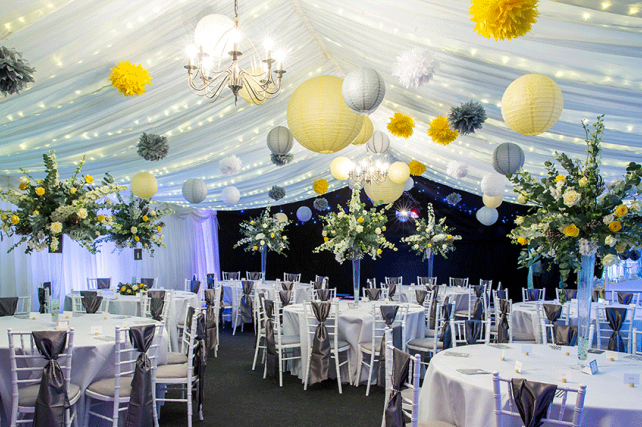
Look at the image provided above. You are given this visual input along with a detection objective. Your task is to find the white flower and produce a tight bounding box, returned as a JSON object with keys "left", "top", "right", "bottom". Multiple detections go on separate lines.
{"left": 517, "top": 194, "right": 527, "bottom": 204}
{"left": 605, "top": 235, "right": 616, "bottom": 247}
{"left": 603, "top": 254, "right": 619, "bottom": 267}
{"left": 603, "top": 214, "right": 614, "bottom": 225}
{"left": 442, "top": 244, "right": 448, "bottom": 251}
{"left": 256, "top": 233, "right": 265, "bottom": 239}
{"left": 375, "top": 227, "right": 381, "bottom": 235}
{"left": 160, "top": 234, "right": 165, "bottom": 239}
{"left": 131, "top": 226, "right": 138, "bottom": 234}
{"left": 262, "top": 224, "right": 267, "bottom": 228}
{"left": 37, "top": 231, "right": 45, "bottom": 240}
{"left": 19, "top": 176, "right": 28, "bottom": 183}
{"left": 413, "top": 244, "right": 419, "bottom": 249}
{"left": 77, "top": 208, "right": 88, "bottom": 219}
{"left": 607, "top": 179, "right": 622, "bottom": 190}
{"left": 150, "top": 210, "right": 156, "bottom": 216}
{"left": 356, "top": 225, "right": 363, "bottom": 233}
{"left": 631, "top": 201, "right": 642, "bottom": 212}
{"left": 283, "top": 236, "right": 287, "bottom": 240}
{"left": 95, "top": 231, "right": 100, "bottom": 236}
{"left": 514, "top": 216, "right": 524, "bottom": 225}
{"left": 338, "top": 212, "right": 345, "bottom": 218}
{"left": 50, "top": 222, "right": 63, "bottom": 234}
{"left": 260, "top": 240, "right": 265, "bottom": 245}
{"left": 322, "top": 231, "right": 327, "bottom": 237}
{"left": 579, "top": 238, "right": 598, "bottom": 256}
{"left": 562, "top": 190, "right": 581, "bottom": 207}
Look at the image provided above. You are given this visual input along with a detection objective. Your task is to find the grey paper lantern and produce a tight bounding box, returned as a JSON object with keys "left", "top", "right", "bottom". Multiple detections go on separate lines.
{"left": 404, "top": 177, "right": 414, "bottom": 192}
{"left": 182, "top": 178, "right": 208, "bottom": 204}
{"left": 221, "top": 186, "right": 241, "bottom": 206}
{"left": 480, "top": 174, "right": 505, "bottom": 197}
{"left": 492, "top": 142, "right": 525, "bottom": 175}
{"left": 341, "top": 68, "right": 386, "bottom": 116}
{"left": 476, "top": 207, "right": 498, "bottom": 226}
{"left": 366, "top": 131, "right": 390, "bottom": 154}
{"left": 297, "top": 206, "right": 312, "bottom": 222}
{"left": 267, "top": 126, "right": 294, "bottom": 154}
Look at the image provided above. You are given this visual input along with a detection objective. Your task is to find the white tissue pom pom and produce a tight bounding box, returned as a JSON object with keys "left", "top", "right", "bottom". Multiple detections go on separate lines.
{"left": 392, "top": 47, "right": 438, "bottom": 89}
{"left": 219, "top": 155, "right": 242, "bottom": 176}
{"left": 446, "top": 161, "right": 468, "bottom": 179}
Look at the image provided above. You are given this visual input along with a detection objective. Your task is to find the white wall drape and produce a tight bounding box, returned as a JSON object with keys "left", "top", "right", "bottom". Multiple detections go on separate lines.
{"left": 0, "top": 201, "right": 219, "bottom": 309}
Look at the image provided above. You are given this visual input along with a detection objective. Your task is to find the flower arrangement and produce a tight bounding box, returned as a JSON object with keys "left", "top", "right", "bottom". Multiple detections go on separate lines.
{"left": 0, "top": 150, "right": 127, "bottom": 254}
{"left": 387, "top": 112, "right": 415, "bottom": 139}
{"left": 314, "top": 187, "right": 396, "bottom": 263}
{"left": 234, "top": 206, "right": 291, "bottom": 255}
{"left": 117, "top": 282, "right": 149, "bottom": 295}
{"left": 508, "top": 115, "right": 642, "bottom": 284}
{"left": 402, "top": 203, "right": 461, "bottom": 259}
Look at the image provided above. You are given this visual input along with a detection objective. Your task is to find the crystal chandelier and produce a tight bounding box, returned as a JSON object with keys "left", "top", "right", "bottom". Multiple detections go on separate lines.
{"left": 185, "top": 0, "right": 286, "bottom": 104}
{"left": 347, "top": 155, "right": 389, "bottom": 187}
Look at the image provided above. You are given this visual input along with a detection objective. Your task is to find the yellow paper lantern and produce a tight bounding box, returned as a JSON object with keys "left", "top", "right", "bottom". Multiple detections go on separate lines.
{"left": 483, "top": 194, "right": 503, "bottom": 209}
{"left": 287, "top": 75, "right": 364, "bottom": 154}
{"left": 501, "top": 74, "right": 563, "bottom": 136}
{"left": 351, "top": 117, "right": 374, "bottom": 146}
{"left": 330, "top": 157, "right": 352, "bottom": 180}
{"left": 365, "top": 176, "right": 404, "bottom": 204}
{"left": 131, "top": 172, "right": 158, "bottom": 199}
{"left": 238, "top": 67, "right": 273, "bottom": 105}
{"left": 388, "top": 162, "right": 410, "bottom": 184}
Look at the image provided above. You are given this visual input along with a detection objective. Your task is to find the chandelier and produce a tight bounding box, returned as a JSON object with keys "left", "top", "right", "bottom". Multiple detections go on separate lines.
{"left": 347, "top": 155, "right": 389, "bottom": 187}
{"left": 185, "top": 0, "right": 286, "bottom": 104}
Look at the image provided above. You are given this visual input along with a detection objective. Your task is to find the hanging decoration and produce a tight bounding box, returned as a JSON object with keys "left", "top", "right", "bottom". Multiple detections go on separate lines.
{"left": 492, "top": 142, "right": 525, "bottom": 175}
{"left": 480, "top": 174, "right": 506, "bottom": 197}
{"left": 483, "top": 194, "right": 503, "bottom": 209}
{"left": 296, "top": 206, "right": 312, "bottom": 222}
{"left": 501, "top": 74, "right": 563, "bottom": 136}
{"left": 408, "top": 160, "right": 426, "bottom": 176}
{"left": 447, "top": 161, "right": 468, "bottom": 179}
{"left": 271, "top": 153, "right": 294, "bottom": 167}
{"left": 402, "top": 203, "right": 461, "bottom": 258}
{"left": 476, "top": 206, "right": 498, "bottom": 226}
{"left": 314, "top": 198, "right": 329, "bottom": 211}
{"left": 352, "top": 117, "right": 374, "bottom": 146}
{"left": 0, "top": 46, "right": 36, "bottom": 96}
{"left": 428, "top": 116, "right": 458, "bottom": 145}
{"left": 387, "top": 112, "right": 415, "bottom": 139}
{"left": 267, "top": 125, "right": 293, "bottom": 166}
{"left": 238, "top": 67, "right": 274, "bottom": 104}
{"left": 287, "top": 75, "right": 364, "bottom": 154}
{"left": 391, "top": 47, "right": 438, "bottom": 89}
{"left": 131, "top": 172, "right": 158, "bottom": 199}
{"left": 219, "top": 155, "right": 242, "bottom": 176}
{"left": 234, "top": 206, "right": 291, "bottom": 255}
{"left": 388, "top": 162, "right": 411, "bottom": 184}
{"left": 108, "top": 60, "right": 152, "bottom": 97}
{"left": 137, "top": 133, "right": 169, "bottom": 161}
{"left": 448, "top": 101, "right": 487, "bottom": 135}
{"left": 364, "top": 177, "right": 405, "bottom": 205}
{"left": 469, "top": 0, "right": 540, "bottom": 41}
{"left": 182, "top": 178, "right": 208, "bottom": 204}
{"left": 268, "top": 185, "right": 285, "bottom": 201}
{"left": 221, "top": 186, "right": 241, "bottom": 206}
{"left": 330, "top": 157, "right": 352, "bottom": 180}
{"left": 275, "top": 212, "right": 288, "bottom": 223}
{"left": 446, "top": 193, "right": 462, "bottom": 206}
{"left": 313, "top": 179, "right": 329, "bottom": 195}
{"left": 366, "top": 131, "right": 390, "bottom": 154}
{"left": 341, "top": 68, "right": 386, "bottom": 115}
{"left": 404, "top": 178, "right": 414, "bottom": 192}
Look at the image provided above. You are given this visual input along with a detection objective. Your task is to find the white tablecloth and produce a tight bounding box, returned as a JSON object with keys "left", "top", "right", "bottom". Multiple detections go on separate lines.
{"left": 419, "top": 344, "right": 642, "bottom": 426}
{"left": 282, "top": 300, "right": 425, "bottom": 384}
{"left": 220, "top": 280, "right": 311, "bottom": 321}
{"left": 399, "top": 286, "right": 470, "bottom": 312}
{"left": 0, "top": 314, "right": 168, "bottom": 427}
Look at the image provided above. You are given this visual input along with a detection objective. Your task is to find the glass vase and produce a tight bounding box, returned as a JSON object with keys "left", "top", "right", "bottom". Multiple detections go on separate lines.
{"left": 575, "top": 253, "right": 595, "bottom": 367}
{"left": 260, "top": 245, "right": 267, "bottom": 282}
{"left": 424, "top": 249, "right": 434, "bottom": 278}
{"left": 51, "top": 299, "right": 59, "bottom": 323}
{"left": 352, "top": 258, "right": 361, "bottom": 304}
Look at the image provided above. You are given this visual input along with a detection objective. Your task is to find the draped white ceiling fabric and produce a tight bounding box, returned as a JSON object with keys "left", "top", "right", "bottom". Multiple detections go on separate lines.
{"left": 1, "top": 0, "right": 641, "bottom": 211}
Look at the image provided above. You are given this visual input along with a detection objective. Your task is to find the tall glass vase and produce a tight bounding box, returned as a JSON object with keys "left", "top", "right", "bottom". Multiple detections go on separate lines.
{"left": 260, "top": 245, "right": 267, "bottom": 282}
{"left": 575, "top": 253, "right": 595, "bottom": 366}
{"left": 352, "top": 258, "right": 361, "bottom": 304}
{"left": 424, "top": 249, "right": 434, "bottom": 278}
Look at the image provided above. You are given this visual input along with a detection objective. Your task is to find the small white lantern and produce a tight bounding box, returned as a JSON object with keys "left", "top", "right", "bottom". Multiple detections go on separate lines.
{"left": 221, "top": 186, "right": 241, "bottom": 206}
{"left": 404, "top": 177, "right": 414, "bottom": 192}
{"left": 481, "top": 174, "right": 506, "bottom": 197}
{"left": 341, "top": 68, "right": 386, "bottom": 116}
{"left": 367, "top": 131, "right": 390, "bottom": 154}
{"left": 476, "top": 207, "right": 498, "bottom": 226}
{"left": 182, "top": 178, "right": 208, "bottom": 204}
{"left": 275, "top": 212, "right": 288, "bottom": 223}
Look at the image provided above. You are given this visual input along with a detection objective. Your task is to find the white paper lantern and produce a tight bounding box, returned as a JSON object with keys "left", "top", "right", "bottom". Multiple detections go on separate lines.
{"left": 404, "top": 177, "right": 414, "bottom": 192}
{"left": 194, "top": 14, "right": 235, "bottom": 59}
{"left": 297, "top": 206, "right": 312, "bottom": 222}
{"left": 388, "top": 161, "right": 410, "bottom": 184}
{"left": 367, "top": 131, "right": 390, "bottom": 154}
{"left": 476, "top": 207, "right": 498, "bottom": 226}
{"left": 130, "top": 172, "right": 158, "bottom": 199}
{"left": 267, "top": 126, "right": 294, "bottom": 154}
{"left": 275, "top": 212, "right": 288, "bottom": 223}
{"left": 483, "top": 194, "right": 503, "bottom": 209}
{"left": 342, "top": 68, "right": 386, "bottom": 115}
{"left": 182, "top": 178, "right": 208, "bottom": 204}
{"left": 492, "top": 143, "right": 525, "bottom": 175}
{"left": 221, "top": 186, "right": 241, "bottom": 206}
{"left": 330, "top": 156, "right": 352, "bottom": 180}
{"left": 364, "top": 176, "right": 404, "bottom": 204}
{"left": 480, "top": 174, "right": 506, "bottom": 197}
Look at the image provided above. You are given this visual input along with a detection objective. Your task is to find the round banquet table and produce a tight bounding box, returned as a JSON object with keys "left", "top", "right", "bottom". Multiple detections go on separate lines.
{"left": 399, "top": 285, "right": 470, "bottom": 312}
{"left": 0, "top": 313, "right": 168, "bottom": 427}
{"left": 282, "top": 300, "right": 426, "bottom": 384}
{"left": 418, "top": 343, "right": 642, "bottom": 426}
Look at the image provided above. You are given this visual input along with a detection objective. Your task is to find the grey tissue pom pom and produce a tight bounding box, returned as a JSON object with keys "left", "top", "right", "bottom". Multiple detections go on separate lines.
{"left": 271, "top": 153, "right": 294, "bottom": 167}
{"left": 313, "top": 198, "right": 328, "bottom": 211}
{"left": 137, "top": 133, "right": 169, "bottom": 161}
{"left": 448, "top": 101, "right": 487, "bottom": 135}
{"left": 446, "top": 192, "right": 462, "bottom": 206}
{"left": 268, "top": 185, "right": 286, "bottom": 201}
{"left": 0, "top": 46, "right": 36, "bottom": 96}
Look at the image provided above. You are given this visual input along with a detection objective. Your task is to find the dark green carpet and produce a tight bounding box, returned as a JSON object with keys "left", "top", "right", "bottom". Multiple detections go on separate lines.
{"left": 159, "top": 326, "right": 385, "bottom": 426}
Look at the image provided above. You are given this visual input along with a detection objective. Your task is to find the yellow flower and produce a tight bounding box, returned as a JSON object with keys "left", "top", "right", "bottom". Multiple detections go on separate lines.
{"left": 10, "top": 215, "right": 19, "bottom": 224}
{"left": 517, "top": 194, "right": 527, "bottom": 204}
{"left": 120, "top": 286, "right": 126, "bottom": 292}
{"left": 579, "top": 177, "right": 588, "bottom": 187}
{"left": 157, "top": 226, "right": 162, "bottom": 232}
{"left": 428, "top": 116, "right": 458, "bottom": 146}
{"left": 253, "top": 245, "right": 258, "bottom": 250}
{"left": 615, "top": 243, "right": 626, "bottom": 253}
{"left": 447, "top": 235, "right": 453, "bottom": 239}
{"left": 32, "top": 210, "right": 39, "bottom": 216}
{"left": 0, "top": 214, "right": 6, "bottom": 221}
{"left": 427, "top": 243, "right": 432, "bottom": 248}
{"left": 609, "top": 221, "right": 622, "bottom": 232}
{"left": 250, "top": 221, "right": 254, "bottom": 225}
{"left": 50, "top": 222, "right": 63, "bottom": 234}
{"left": 280, "top": 228, "right": 283, "bottom": 232}
{"left": 77, "top": 208, "right": 88, "bottom": 219}
{"left": 108, "top": 60, "right": 152, "bottom": 97}
{"left": 85, "top": 175, "right": 94, "bottom": 184}
{"left": 614, "top": 205, "right": 628, "bottom": 217}
{"left": 517, "top": 237, "right": 529, "bottom": 245}
{"left": 324, "top": 237, "right": 329, "bottom": 242}
{"left": 358, "top": 217, "right": 364, "bottom": 223}
{"left": 555, "top": 175, "right": 566, "bottom": 183}
{"left": 142, "top": 215, "right": 149, "bottom": 222}
{"left": 35, "top": 187, "right": 45, "bottom": 196}
{"left": 469, "top": 0, "right": 539, "bottom": 41}
{"left": 562, "top": 224, "right": 580, "bottom": 237}
{"left": 382, "top": 226, "right": 386, "bottom": 231}
{"left": 376, "top": 249, "right": 382, "bottom": 255}
{"left": 408, "top": 160, "right": 426, "bottom": 176}
{"left": 387, "top": 112, "right": 415, "bottom": 139}
{"left": 313, "top": 179, "right": 329, "bottom": 195}
{"left": 134, "top": 236, "right": 140, "bottom": 242}
{"left": 270, "top": 233, "right": 275, "bottom": 238}
{"left": 97, "top": 214, "right": 106, "bottom": 222}
{"left": 18, "top": 182, "right": 27, "bottom": 190}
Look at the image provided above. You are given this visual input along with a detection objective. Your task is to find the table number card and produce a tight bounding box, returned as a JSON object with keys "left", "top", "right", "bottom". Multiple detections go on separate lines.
{"left": 515, "top": 361, "right": 523, "bottom": 373}
{"left": 348, "top": 302, "right": 356, "bottom": 309}
{"left": 624, "top": 373, "right": 640, "bottom": 387}
{"left": 90, "top": 326, "right": 103, "bottom": 335}
{"left": 56, "top": 321, "right": 69, "bottom": 331}
{"left": 521, "top": 345, "right": 533, "bottom": 355}
{"left": 582, "top": 360, "right": 598, "bottom": 375}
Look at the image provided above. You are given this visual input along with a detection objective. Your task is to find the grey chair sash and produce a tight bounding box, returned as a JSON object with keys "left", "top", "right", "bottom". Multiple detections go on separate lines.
{"left": 427, "top": 285, "right": 440, "bottom": 328}
{"left": 279, "top": 290, "right": 292, "bottom": 307}
{"left": 82, "top": 295, "right": 103, "bottom": 314}
{"left": 206, "top": 277, "right": 215, "bottom": 289}
{"left": 592, "top": 289, "right": 601, "bottom": 302}
{"left": 192, "top": 313, "right": 207, "bottom": 414}
{"left": 440, "top": 304, "right": 453, "bottom": 350}
{"left": 281, "top": 281, "right": 294, "bottom": 291}
{"left": 564, "top": 289, "right": 577, "bottom": 299}
{"left": 228, "top": 272, "right": 240, "bottom": 280}
{"left": 203, "top": 289, "right": 217, "bottom": 352}
{"left": 148, "top": 290, "right": 165, "bottom": 299}
{"left": 618, "top": 292, "right": 634, "bottom": 304}
{"left": 365, "top": 288, "right": 381, "bottom": 301}
{"left": 418, "top": 277, "right": 433, "bottom": 286}
{"left": 149, "top": 298, "right": 164, "bottom": 321}
{"left": 308, "top": 302, "right": 332, "bottom": 386}
{"left": 510, "top": 378, "right": 557, "bottom": 427}
{"left": 497, "top": 299, "right": 510, "bottom": 344}
{"left": 496, "top": 290, "right": 507, "bottom": 300}
{"left": 240, "top": 280, "right": 254, "bottom": 324}
{"left": 387, "top": 283, "right": 397, "bottom": 300}
{"left": 140, "top": 278, "right": 155, "bottom": 289}
{"left": 415, "top": 289, "right": 427, "bottom": 306}
{"left": 206, "top": 273, "right": 216, "bottom": 279}
{"left": 464, "top": 320, "right": 482, "bottom": 344}
{"left": 32, "top": 331, "right": 69, "bottom": 427}
{"left": 247, "top": 272, "right": 262, "bottom": 280}
{"left": 38, "top": 288, "right": 47, "bottom": 314}
{"left": 313, "top": 279, "right": 326, "bottom": 290}
{"left": 380, "top": 305, "right": 399, "bottom": 327}
{"left": 471, "top": 285, "right": 486, "bottom": 320}
{"left": 525, "top": 289, "right": 540, "bottom": 301}
{"left": 452, "top": 278, "right": 466, "bottom": 287}
{"left": 377, "top": 326, "right": 403, "bottom": 387}
{"left": 316, "top": 289, "right": 331, "bottom": 302}
{"left": 605, "top": 307, "right": 627, "bottom": 352}
{"left": 553, "top": 325, "right": 578, "bottom": 346}
{"left": 384, "top": 348, "right": 411, "bottom": 427}
{"left": 190, "top": 280, "right": 201, "bottom": 294}
{"left": 543, "top": 304, "right": 562, "bottom": 323}
{"left": 125, "top": 325, "right": 156, "bottom": 427}
{"left": 388, "top": 277, "right": 402, "bottom": 285}
{"left": 285, "top": 273, "right": 299, "bottom": 282}
{"left": 96, "top": 278, "right": 111, "bottom": 289}
{"left": 264, "top": 300, "right": 277, "bottom": 383}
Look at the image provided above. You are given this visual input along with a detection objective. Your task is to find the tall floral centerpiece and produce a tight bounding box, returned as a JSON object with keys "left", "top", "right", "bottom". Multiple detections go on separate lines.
{"left": 314, "top": 187, "right": 396, "bottom": 302}
{"left": 508, "top": 116, "right": 642, "bottom": 364}
{"left": 234, "top": 207, "right": 291, "bottom": 278}
{"left": 0, "top": 151, "right": 127, "bottom": 254}
{"left": 401, "top": 203, "right": 461, "bottom": 277}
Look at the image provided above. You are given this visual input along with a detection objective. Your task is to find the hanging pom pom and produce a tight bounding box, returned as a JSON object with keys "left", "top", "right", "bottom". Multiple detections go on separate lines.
{"left": 108, "top": 60, "right": 152, "bottom": 97}
{"left": 137, "top": 133, "right": 169, "bottom": 161}
{"left": 408, "top": 160, "right": 426, "bottom": 176}
{"left": 448, "top": 101, "right": 487, "bottom": 135}
{"left": 314, "top": 198, "right": 329, "bottom": 211}
{"left": 313, "top": 179, "right": 329, "bottom": 195}
{"left": 447, "top": 160, "right": 468, "bottom": 179}
{"left": 469, "top": 0, "right": 539, "bottom": 41}
{"left": 270, "top": 153, "right": 293, "bottom": 167}
{"left": 0, "top": 46, "right": 36, "bottom": 96}
{"left": 268, "top": 185, "right": 286, "bottom": 201}
{"left": 428, "top": 116, "right": 458, "bottom": 145}
{"left": 446, "top": 192, "right": 462, "bottom": 206}
{"left": 392, "top": 47, "right": 438, "bottom": 89}
{"left": 387, "top": 112, "right": 415, "bottom": 139}
{"left": 219, "top": 155, "right": 242, "bottom": 176}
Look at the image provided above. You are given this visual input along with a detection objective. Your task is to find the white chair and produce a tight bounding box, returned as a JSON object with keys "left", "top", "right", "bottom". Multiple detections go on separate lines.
{"left": 39, "top": 282, "right": 53, "bottom": 313}
{"left": 201, "top": 286, "right": 221, "bottom": 357}
{"left": 283, "top": 273, "right": 301, "bottom": 282}
{"left": 555, "top": 288, "right": 577, "bottom": 301}
{"left": 87, "top": 278, "right": 112, "bottom": 290}
{"left": 222, "top": 271, "right": 241, "bottom": 281}
{"left": 362, "top": 286, "right": 385, "bottom": 302}
{"left": 15, "top": 295, "right": 31, "bottom": 317}
{"left": 140, "top": 277, "right": 158, "bottom": 289}
{"left": 541, "top": 321, "right": 594, "bottom": 347}
{"left": 490, "top": 298, "right": 514, "bottom": 344}
{"left": 417, "top": 276, "right": 437, "bottom": 286}
{"left": 522, "top": 287, "right": 545, "bottom": 302}
{"left": 407, "top": 301, "right": 455, "bottom": 368}
{"left": 252, "top": 293, "right": 268, "bottom": 371}
{"left": 454, "top": 284, "right": 489, "bottom": 320}
{"left": 611, "top": 291, "right": 640, "bottom": 305}
{"left": 84, "top": 323, "right": 164, "bottom": 427}
{"left": 246, "top": 271, "right": 264, "bottom": 281}
{"left": 594, "top": 303, "right": 636, "bottom": 352}
{"left": 311, "top": 287, "right": 337, "bottom": 301}
{"left": 232, "top": 281, "right": 256, "bottom": 335}
{"left": 479, "top": 279, "right": 493, "bottom": 290}
{"left": 632, "top": 328, "right": 642, "bottom": 356}
{"left": 492, "top": 372, "right": 587, "bottom": 427}
{"left": 385, "top": 276, "right": 403, "bottom": 286}
{"left": 452, "top": 318, "right": 491, "bottom": 346}
{"left": 71, "top": 291, "right": 109, "bottom": 315}
{"left": 262, "top": 298, "right": 302, "bottom": 387}
{"left": 8, "top": 328, "right": 80, "bottom": 427}
{"left": 449, "top": 277, "right": 469, "bottom": 288}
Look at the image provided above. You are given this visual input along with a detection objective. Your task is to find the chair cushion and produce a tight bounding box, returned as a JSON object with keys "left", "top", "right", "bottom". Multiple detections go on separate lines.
{"left": 87, "top": 377, "right": 133, "bottom": 398}
{"left": 156, "top": 363, "right": 192, "bottom": 379}
{"left": 167, "top": 352, "right": 188, "bottom": 365}
{"left": 331, "top": 339, "right": 350, "bottom": 351}
{"left": 453, "top": 310, "right": 469, "bottom": 319}
{"left": 359, "top": 341, "right": 382, "bottom": 354}
{"left": 425, "top": 328, "right": 436, "bottom": 338}
{"left": 414, "top": 421, "right": 457, "bottom": 427}
{"left": 19, "top": 383, "right": 80, "bottom": 406}
{"left": 407, "top": 338, "right": 435, "bottom": 351}
{"left": 278, "top": 335, "right": 300, "bottom": 346}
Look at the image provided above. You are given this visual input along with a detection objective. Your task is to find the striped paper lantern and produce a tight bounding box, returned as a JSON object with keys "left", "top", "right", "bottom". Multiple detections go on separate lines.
{"left": 341, "top": 68, "right": 386, "bottom": 115}
{"left": 352, "top": 117, "right": 374, "bottom": 146}
{"left": 480, "top": 174, "right": 505, "bottom": 197}
{"left": 492, "top": 143, "right": 525, "bottom": 175}
{"left": 267, "top": 126, "right": 294, "bottom": 154}
{"left": 476, "top": 207, "right": 498, "bottom": 226}
{"left": 366, "top": 131, "right": 390, "bottom": 154}
{"left": 182, "top": 178, "right": 208, "bottom": 204}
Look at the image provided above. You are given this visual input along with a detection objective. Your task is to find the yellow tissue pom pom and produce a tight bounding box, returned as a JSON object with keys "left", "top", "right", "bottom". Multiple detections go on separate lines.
{"left": 108, "top": 60, "right": 152, "bottom": 97}
{"left": 35, "top": 187, "right": 45, "bottom": 196}
{"left": 428, "top": 116, "right": 458, "bottom": 145}
{"left": 408, "top": 160, "right": 426, "bottom": 176}
{"left": 469, "top": 0, "right": 539, "bottom": 41}
{"left": 387, "top": 113, "right": 415, "bottom": 139}
{"left": 313, "top": 179, "right": 329, "bottom": 195}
